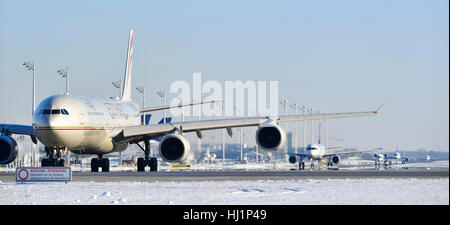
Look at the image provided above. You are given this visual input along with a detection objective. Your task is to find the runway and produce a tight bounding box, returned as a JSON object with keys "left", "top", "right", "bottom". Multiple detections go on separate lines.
{"left": 0, "top": 169, "right": 448, "bottom": 183}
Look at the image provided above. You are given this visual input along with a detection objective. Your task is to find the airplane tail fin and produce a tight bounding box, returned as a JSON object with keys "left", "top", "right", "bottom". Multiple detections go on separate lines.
{"left": 121, "top": 29, "right": 134, "bottom": 102}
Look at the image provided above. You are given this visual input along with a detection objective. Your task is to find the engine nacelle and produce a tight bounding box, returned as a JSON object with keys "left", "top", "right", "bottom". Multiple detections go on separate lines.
{"left": 289, "top": 155, "right": 297, "bottom": 164}
{"left": 0, "top": 135, "right": 18, "bottom": 164}
{"left": 255, "top": 122, "right": 286, "bottom": 152}
{"left": 158, "top": 134, "right": 191, "bottom": 163}
{"left": 331, "top": 155, "right": 340, "bottom": 164}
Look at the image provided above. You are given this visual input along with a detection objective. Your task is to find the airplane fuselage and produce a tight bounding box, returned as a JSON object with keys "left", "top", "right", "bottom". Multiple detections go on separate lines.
{"left": 305, "top": 144, "right": 327, "bottom": 160}
{"left": 33, "top": 94, "right": 140, "bottom": 155}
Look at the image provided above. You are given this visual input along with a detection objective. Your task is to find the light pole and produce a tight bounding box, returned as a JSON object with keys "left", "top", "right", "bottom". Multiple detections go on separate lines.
{"left": 309, "top": 107, "right": 314, "bottom": 144}
{"left": 317, "top": 109, "right": 322, "bottom": 144}
{"left": 22, "top": 61, "right": 37, "bottom": 166}
{"left": 233, "top": 106, "right": 244, "bottom": 163}
{"left": 290, "top": 102, "right": 298, "bottom": 154}
{"left": 214, "top": 100, "right": 226, "bottom": 164}
{"left": 300, "top": 105, "right": 307, "bottom": 149}
{"left": 279, "top": 99, "right": 288, "bottom": 162}
{"left": 22, "top": 61, "right": 36, "bottom": 117}
{"left": 136, "top": 86, "right": 145, "bottom": 108}
{"left": 112, "top": 80, "right": 122, "bottom": 98}
{"left": 324, "top": 115, "right": 328, "bottom": 149}
{"left": 157, "top": 90, "right": 166, "bottom": 123}
{"left": 57, "top": 67, "right": 69, "bottom": 94}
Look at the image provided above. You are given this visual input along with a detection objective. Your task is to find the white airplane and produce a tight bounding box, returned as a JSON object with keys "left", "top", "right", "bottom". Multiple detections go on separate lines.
{"left": 288, "top": 138, "right": 380, "bottom": 169}
{"left": 0, "top": 29, "right": 384, "bottom": 172}
{"left": 373, "top": 152, "right": 408, "bottom": 166}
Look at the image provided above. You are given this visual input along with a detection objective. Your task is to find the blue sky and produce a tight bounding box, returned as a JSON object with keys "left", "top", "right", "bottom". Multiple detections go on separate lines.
{"left": 0, "top": 0, "right": 448, "bottom": 151}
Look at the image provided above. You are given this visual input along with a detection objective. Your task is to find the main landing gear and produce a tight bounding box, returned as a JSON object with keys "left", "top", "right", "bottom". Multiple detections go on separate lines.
{"left": 136, "top": 138, "right": 158, "bottom": 172}
{"left": 298, "top": 161, "right": 305, "bottom": 170}
{"left": 91, "top": 154, "right": 110, "bottom": 172}
{"left": 41, "top": 147, "right": 65, "bottom": 167}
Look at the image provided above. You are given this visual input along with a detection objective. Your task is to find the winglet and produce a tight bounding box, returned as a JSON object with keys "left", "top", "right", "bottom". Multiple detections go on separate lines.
{"left": 375, "top": 100, "right": 387, "bottom": 113}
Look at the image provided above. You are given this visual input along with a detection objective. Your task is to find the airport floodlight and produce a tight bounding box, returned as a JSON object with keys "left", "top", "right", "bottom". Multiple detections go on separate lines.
{"left": 22, "top": 61, "right": 35, "bottom": 71}
{"left": 136, "top": 86, "right": 145, "bottom": 108}
{"left": 57, "top": 69, "right": 67, "bottom": 77}
{"left": 156, "top": 90, "right": 166, "bottom": 98}
{"left": 157, "top": 90, "right": 167, "bottom": 123}
{"left": 301, "top": 105, "right": 307, "bottom": 112}
{"left": 289, "top": 102, "right": 298, "bottom": 110}
{"left": 112, "top": 80, "right": 121, "bottom": 89}
{"left": 136, "top": 86, "right": 144, "bottom": 94}
{"left": 111, "top": 80, "right": 122, "bottom": 97}
{"left": 57, "top": 67, "right": 69, "bottom": 94}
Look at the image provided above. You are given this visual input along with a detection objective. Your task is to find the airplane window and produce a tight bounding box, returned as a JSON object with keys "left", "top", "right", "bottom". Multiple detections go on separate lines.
{"left": 63, "top": 109, "right": 69, "bottom": 115}
{"left": 42, "top": 110, "right": 51, "bottom": 115}
{"left": 51, "top": 109, "right": 61, "bottom": 114}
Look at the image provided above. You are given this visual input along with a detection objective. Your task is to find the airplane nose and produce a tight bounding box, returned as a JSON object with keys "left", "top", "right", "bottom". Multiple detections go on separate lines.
{"left": 34, "top": 110, "right": 69, "bottom": 147}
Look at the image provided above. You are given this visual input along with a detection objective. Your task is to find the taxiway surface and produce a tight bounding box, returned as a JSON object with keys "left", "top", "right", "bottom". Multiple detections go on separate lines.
{"left": 0, "top": 169, "right": 448, "bottom": 183}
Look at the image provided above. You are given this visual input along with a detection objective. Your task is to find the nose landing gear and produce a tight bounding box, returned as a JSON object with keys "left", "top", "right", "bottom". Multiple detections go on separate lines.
{"left": 41, "top": 146, "right": 65, "bottom": 167}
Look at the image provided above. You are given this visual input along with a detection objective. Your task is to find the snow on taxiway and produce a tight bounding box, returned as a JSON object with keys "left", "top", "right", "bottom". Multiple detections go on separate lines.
{"left": 0, "top": 178, "right": 448, "bottom": 205}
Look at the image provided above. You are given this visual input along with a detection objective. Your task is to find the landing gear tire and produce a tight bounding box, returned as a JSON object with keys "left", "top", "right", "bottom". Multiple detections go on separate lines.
{"left": 42, "top": 158, "right": 49, "bottom": 167}
{"left": 137, "top": 158, "right": 145, "bottom": 172}
{"left": 102, "top": 158, "right": 110, "bottom": 172}
{"left": 137, "top": 157, "right": 158, "bottom": 172}
{"left": 90, "top": 157, "right": 109, "bottom": 172}
{"left": 91, "top": 158, "right": 99, "bottom": 172}
{"left": 149, "top": 157, "right": 158, "bottom": 172}
{"left": 58, "top": 159, "right": 65, "bottom": 167}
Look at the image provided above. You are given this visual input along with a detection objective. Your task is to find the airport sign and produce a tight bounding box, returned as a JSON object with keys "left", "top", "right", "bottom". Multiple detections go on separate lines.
{"left": 15, "top": 167, "right": 72, "bottom": 182}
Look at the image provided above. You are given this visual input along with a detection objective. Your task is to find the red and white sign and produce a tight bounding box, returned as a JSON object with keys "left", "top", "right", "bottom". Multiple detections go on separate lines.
{"left": 15, "top": 167, "right": 72, "bottom": 182}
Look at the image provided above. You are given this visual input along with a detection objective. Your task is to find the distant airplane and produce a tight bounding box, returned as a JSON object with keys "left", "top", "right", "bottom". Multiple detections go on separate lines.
{"left": 288, "top": 137, "right": 380, "bottom": 169}
{"left": 373, "top": 152, "right": 408, "bottom": 166}
{"left": 0, "top": 29, "right": 383, "bottom": 172}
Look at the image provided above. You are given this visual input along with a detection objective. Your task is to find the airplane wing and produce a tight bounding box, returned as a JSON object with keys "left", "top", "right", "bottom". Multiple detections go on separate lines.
{"left": 286, "top": 152, "right": 313, "bottom": 158}
{"left": 139, "top": 99, "right": 220, "bottom": 113}
{"left": 0, "top": 123, "right": 38, "bottom": 144}
{"left": 322, "top": 147, "right": 383, "bottom": 157}
{"left": 111, "top": 108, "right": 381, "bottom": 144}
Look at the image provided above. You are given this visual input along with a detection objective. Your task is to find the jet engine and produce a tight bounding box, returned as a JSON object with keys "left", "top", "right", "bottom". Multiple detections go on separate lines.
{"left": 255, "top": 122, "right": 286, "bottom": 152}
{"left": 331, "top": 155, "right": 340, "bottom": 164}
{"left": 289, "top": 155, "right": 297, "bottom": 164}
{"left": 0, "top": 135, "right": 18, "bottom": 164}
{"left": 158, "top": 134, "right": 190, "bottom": 163}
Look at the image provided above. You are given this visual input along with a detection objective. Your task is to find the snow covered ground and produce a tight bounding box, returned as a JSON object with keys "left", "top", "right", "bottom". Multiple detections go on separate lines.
{"left": 0, "top": 178, "right": 448, "bottom": 205}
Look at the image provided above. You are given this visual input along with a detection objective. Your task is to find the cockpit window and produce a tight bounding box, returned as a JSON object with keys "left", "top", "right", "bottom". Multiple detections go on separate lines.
{"left": 41, "top": 109, "right": 69, "bottom": 115}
